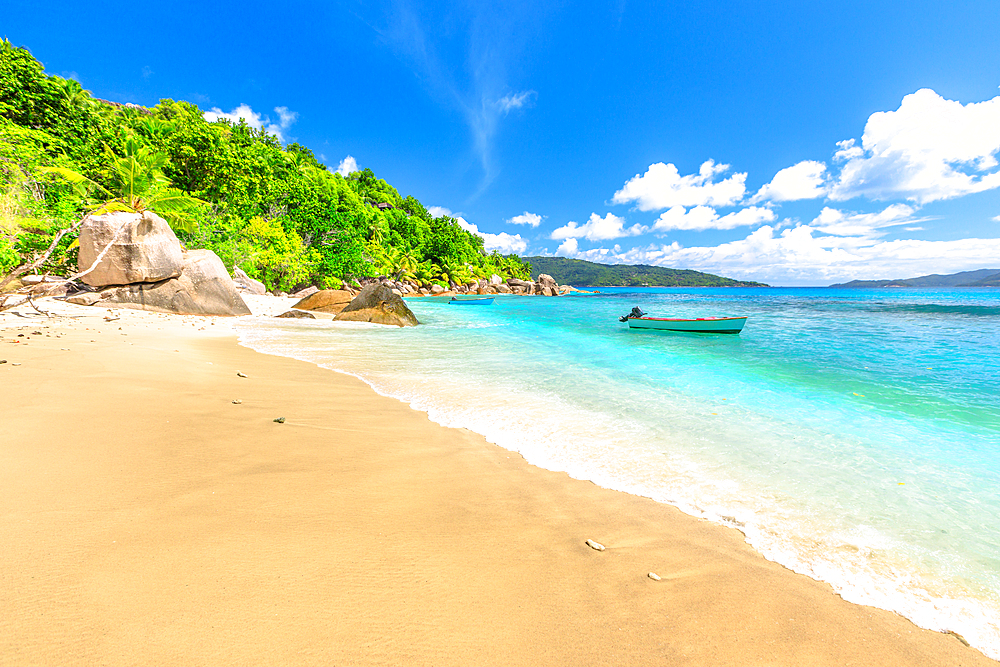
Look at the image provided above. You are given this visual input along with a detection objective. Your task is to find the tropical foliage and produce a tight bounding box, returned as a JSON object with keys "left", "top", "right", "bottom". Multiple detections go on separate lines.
{"left": 0, "top": 39, "right": 532, "bottom": 291}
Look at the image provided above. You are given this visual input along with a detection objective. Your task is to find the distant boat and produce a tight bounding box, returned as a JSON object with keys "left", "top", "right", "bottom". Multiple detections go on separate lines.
{"left": 619, "top": 307, "right": 747, "bottom": 333}
{"left": 450, "top": 296, "right": 495, "bottom": 305}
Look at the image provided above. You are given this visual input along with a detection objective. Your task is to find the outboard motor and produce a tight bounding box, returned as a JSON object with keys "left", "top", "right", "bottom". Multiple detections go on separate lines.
{"left": 618, "top": 306, "right": 646, "bottom": 322}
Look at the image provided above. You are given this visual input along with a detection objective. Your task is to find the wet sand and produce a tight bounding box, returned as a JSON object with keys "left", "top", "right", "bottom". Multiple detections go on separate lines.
{"left": 1, "top": 301, "right": 993, "bottom": 666}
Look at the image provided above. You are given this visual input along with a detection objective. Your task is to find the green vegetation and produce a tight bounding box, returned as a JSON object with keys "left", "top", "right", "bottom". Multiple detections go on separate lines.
{"left": 0, "top": 40, "right": 530, "bottom": 291}
{"left": 523, "top": 257, "right": 768, "bottom": 287}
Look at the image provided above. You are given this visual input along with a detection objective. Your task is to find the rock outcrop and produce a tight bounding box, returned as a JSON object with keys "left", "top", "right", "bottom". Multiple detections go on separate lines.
{"left": 333, "top": 284, "right": 419, "bottom": 327}
{"left": 292, "top": 289, "right": 354, "bottom": 314}
{"left": 78, "top": 211, "right": 184, "bottom": 287}
{"left": 232, "top": 267, "right": 267, "bottom": 295}
{"left": 102, "top": 250, "right": 252, "bottom": 316}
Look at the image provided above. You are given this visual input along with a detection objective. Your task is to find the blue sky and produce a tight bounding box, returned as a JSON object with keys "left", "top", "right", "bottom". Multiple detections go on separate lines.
{"left": 7, "top": 0, "right": 1000, "bottom": 285}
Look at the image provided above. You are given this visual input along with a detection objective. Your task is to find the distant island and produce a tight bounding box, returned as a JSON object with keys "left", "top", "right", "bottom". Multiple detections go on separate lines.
{"left": 829, "top": 268, "right": 1000, "bottom": 288}
{"left": 524, "top": 257, "right": 768, "bottom": 287}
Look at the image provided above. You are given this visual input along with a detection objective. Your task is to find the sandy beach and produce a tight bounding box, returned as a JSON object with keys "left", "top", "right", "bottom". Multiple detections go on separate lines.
{"left": 1, "top": 299, "right": 994, "bottom": 666}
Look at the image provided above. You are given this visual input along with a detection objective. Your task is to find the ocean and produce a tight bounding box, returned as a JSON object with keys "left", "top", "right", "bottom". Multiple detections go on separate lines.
{"left": 235, "top": 287, "right": 1000, "bottom": 658}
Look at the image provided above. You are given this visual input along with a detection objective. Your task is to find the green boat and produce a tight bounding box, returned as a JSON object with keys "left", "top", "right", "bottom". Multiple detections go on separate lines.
{"left": 619, "top": 307, "right": 747, "bottom": 333}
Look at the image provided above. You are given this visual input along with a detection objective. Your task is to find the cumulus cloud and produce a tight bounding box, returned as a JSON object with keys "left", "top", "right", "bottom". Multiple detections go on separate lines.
{"left": 810, "top": 204, "right": 919, "bottom": 237}
{"left": 555, "top": 226, "right": 1000, "bottom": 285}
{"left": 556, "top": 238, "right": 579, "bottom": 256}
{"left": 203, "top": 104, "right": 298, "bottom": 141}
{"left": 429, "top": 206, "right": 528, "bottom": 254}
{"left": 653, "top": 205, "right": 776, "bottom": 232}
{"left": 829, "top": 88, "right": 1000, "bottom": 204}
{"left": 551, "top": 212, "right": 647, "bottom": 242}
{"left": 497, "top": 91, "right": 536, "bottom": 113}
{"left": 752, "top": 160, "right": 828, "bottom": 203}
{"left": 506, "top": 211, "right": 543, "bottom": 227}
{"left": 337, "top": 156, "right": 359, "bottom": 177}
{"left": 612, "top": 160, "right": 747, "bottom": 211}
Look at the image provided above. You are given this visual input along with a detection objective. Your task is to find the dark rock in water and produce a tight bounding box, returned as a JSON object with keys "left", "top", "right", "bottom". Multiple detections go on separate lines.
{"left": 334, "top": 284, "right": 420, "bottom": 327}
{"left": 102, "top": 249, "right": 252, "bottom": 316}
{"left": 276, "top": 310, "right": 316, "bottom": 319}
{"left": 293, "top": 289, "right": 353, "bottom": 314}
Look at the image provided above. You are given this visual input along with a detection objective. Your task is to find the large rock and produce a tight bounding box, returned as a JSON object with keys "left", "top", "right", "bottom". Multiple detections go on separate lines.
{"left": 290, "top": 285, "right": 320, "bottom": 299}
{"left": 537, "top": 273, "right": 558, "bottom": 290}
{"left": 507, "top": 278, "right": 533, "bottom": 289}
{"left": 102, "top": 249, "right": 251, "bottom": 316}
{"left": 334, "top": 284, "right": 419, "bottom": 327}
{"left": 78, "top": 211, "right": 184, "bottom": 287}
{"left": 292, "top": 289, "right": 354, "bottom": 314}
{"left": 232, "top": 267, "right": 267, "bottom": 295}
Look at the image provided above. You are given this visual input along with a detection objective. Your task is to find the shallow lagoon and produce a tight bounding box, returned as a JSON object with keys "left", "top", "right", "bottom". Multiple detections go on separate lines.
{"left": 237, "top": 286, "right": 1000, "bottom": 658}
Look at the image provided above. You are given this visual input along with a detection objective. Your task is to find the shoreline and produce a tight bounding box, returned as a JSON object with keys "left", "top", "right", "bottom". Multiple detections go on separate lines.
{"left": 2, "top": 299, "right": 995, "bottom": 665}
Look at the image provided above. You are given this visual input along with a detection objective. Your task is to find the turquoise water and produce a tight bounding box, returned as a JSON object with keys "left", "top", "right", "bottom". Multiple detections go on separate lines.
{"left": 236, "top": 287, "right": 1000, "bottom": 658}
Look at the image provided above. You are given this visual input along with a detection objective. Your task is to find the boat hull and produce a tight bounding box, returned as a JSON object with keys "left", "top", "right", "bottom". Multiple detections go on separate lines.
{"left": 626, "top": 316, "right": 747, "bottom": 333}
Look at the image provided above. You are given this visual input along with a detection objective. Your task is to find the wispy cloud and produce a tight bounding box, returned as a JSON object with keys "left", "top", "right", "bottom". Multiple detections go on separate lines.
{"left": 368, "top": 1, "right": 546, "bottom": 197}
{"left": 497, "top": 90, "right": 536, "bottom": 113}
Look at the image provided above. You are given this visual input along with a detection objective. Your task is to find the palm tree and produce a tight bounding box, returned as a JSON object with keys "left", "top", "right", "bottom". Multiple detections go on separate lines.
{"left": 41, "top": 136, "right": 205, "bottom": 233}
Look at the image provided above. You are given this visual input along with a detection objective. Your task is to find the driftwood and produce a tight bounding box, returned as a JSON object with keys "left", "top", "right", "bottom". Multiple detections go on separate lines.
{"left": 0, "top": 216, "right": 127, "bottom": 314}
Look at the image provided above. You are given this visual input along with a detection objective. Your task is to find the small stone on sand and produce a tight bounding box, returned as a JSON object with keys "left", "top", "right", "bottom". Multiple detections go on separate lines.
{"left": 586, "top": 539, "right": 605, "bottom": 551}
{"left": 273, "top": 417, "right": 286, "bottom": 423}
{"left": 648, "top": 572, "right": 661, "bottom": 581}
{"left": 232, "top": 400, "right": 242, "bottom": 404}
{"left": 237, "top": 372, "right": 248, "bottom": 378}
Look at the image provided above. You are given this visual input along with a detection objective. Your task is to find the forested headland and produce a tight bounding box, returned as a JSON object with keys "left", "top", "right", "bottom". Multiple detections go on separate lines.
{"left": 0, "top": 40, "right": 531, "bottom": 293}
{"left": 523, "top": 257, "right": 768, "bottom": 287}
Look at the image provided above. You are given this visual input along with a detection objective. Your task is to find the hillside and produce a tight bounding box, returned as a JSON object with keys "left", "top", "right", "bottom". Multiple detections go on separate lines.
{"left": 830, "top": 268, "right": 1000, "bottom": 288}
{"left": 0, "top": 40, "right": 531, "bottom": 292}
{"left": 523, "top": 257, "right": 768, "bottom": 287}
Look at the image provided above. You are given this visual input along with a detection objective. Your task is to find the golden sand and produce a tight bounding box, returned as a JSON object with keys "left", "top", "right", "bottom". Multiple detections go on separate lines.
{"left": 1, "top": 302, "right": 993, "bottom": 666}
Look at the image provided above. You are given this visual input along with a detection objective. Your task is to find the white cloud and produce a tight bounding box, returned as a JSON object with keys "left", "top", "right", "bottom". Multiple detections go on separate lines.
{"left": 556, "top": 238, "right": 579, "bottom": 256}
{"left": 497, "top": 91, "right": 536, "bottom": 113}
{"left": 834, "top": 139, "right": 863, "bottom": 162}
{"left": 993, "top": 215, "right": 1000, "bottom": 222}
{"left": 653, "top": 205, "right": 776, "bottom": 232}
{"left": 507, "top": 211, "right": 543, "bottom": 227}
{"left": 829, "top": 88, "right": 1000, "bottom": 204}
{"left": 551, "top": 212, "right": 647, "bottom": 241}
{"left": 429, "top": 206, "right": 527, "bottom": 254}
{"left": 203, "top": 104, "right": 298, "bottom": 141}
{"left": 612, "top": 159, "right": 747, "bottom": 211}
{"left": 810, "top": 204, "right": 918, "bottom": 237}
{"left": 337, "top": 156, "right": 358, "bottom": 177}
{"left": 752, "top": 160, "right": 827, "bottom": 203}
{"left": 553, "top": 223, "right": 1000, "bottom": 286}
